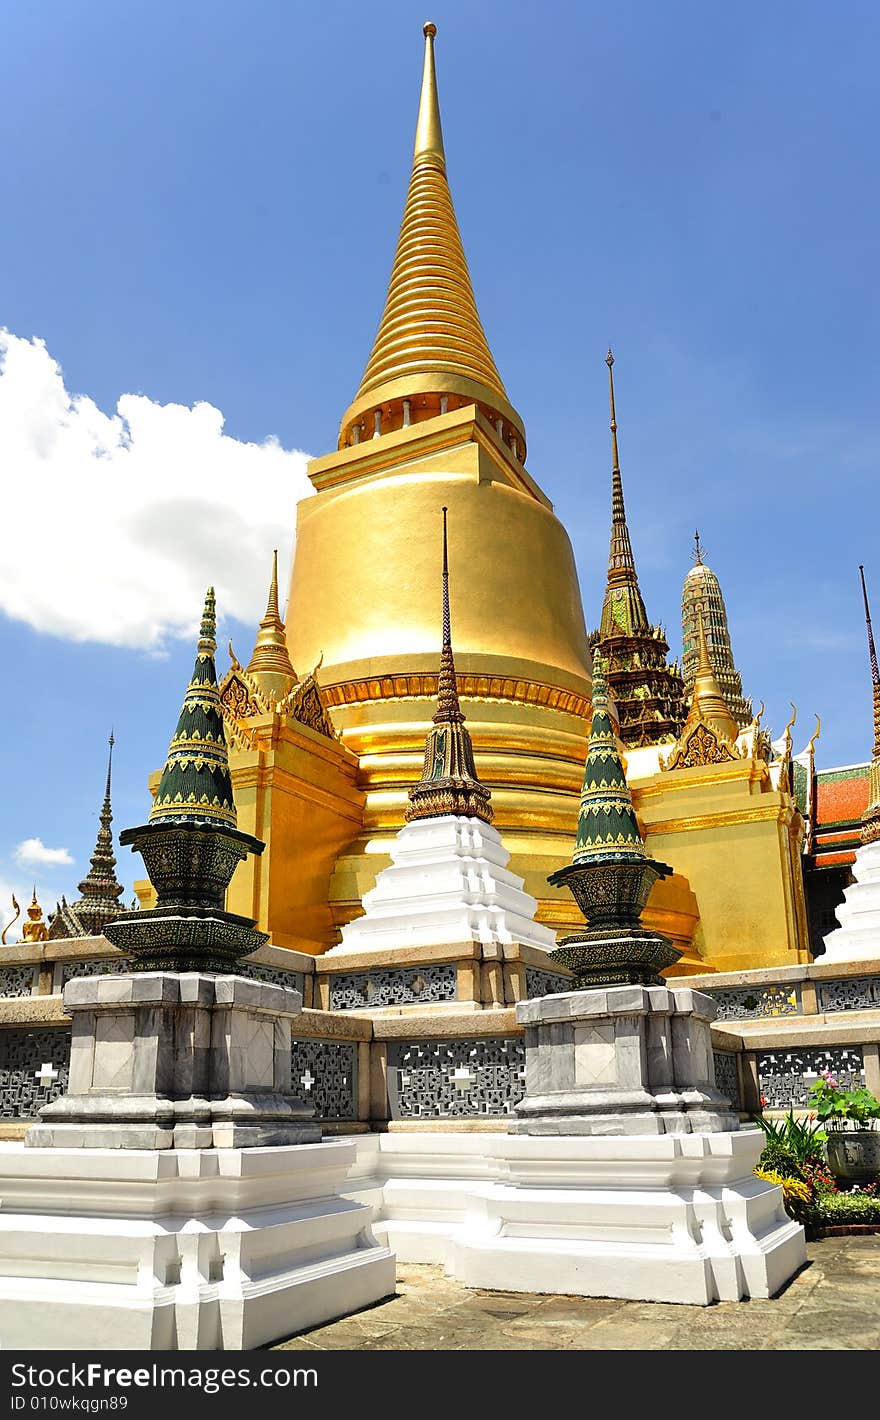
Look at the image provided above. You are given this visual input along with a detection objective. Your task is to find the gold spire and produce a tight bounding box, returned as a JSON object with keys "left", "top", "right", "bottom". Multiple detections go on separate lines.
{"left": 339, "top": 24, "right": 525, "bottom": 454}
{"left": 414, "top": 22, "right": 444, "bottom": 168}
{"left": 246, "top": 550, "right": 297, "bottom": 706}
{"left": 859, "top": 564, "right": 880, "bottom": 843}
{"left": 689, "top": 603, "right": 740, "bottom": 743}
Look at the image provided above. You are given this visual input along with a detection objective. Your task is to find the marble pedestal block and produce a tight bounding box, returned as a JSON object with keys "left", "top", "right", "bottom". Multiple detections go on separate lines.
{"left": 822, "top": 839, "right": 880, "bottom": 961}
{"left": 510, "top": 984, "right": 738, "bottom": 1136}
{"left": 27, "top": 973, "right": 320, "bottom": 1150}
{"left": 0, "top": 1141, "right": 396, "bottom": 1350}
{"left": 344, "top": 1130, "right": 805, "bottom": 1306}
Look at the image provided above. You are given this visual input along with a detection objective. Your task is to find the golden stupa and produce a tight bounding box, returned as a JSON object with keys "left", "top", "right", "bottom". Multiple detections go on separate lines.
{"left": 190, "top": 23, "right": 809, "bottom": 974}
{"left": 285, "top": 23, "right": 595, "bottom": 943}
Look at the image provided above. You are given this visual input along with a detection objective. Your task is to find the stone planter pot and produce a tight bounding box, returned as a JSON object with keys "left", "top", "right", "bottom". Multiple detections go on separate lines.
{"left": 825, "top": 1130, "right": 880, "bottom": 1184}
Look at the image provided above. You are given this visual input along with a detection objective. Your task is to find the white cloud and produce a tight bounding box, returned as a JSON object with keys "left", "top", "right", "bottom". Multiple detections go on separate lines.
{"left": 14, "top": 838, "right": 74, "bottom": 868}
{"left": 0, "top": 330, "right": 313, "bottom": 649}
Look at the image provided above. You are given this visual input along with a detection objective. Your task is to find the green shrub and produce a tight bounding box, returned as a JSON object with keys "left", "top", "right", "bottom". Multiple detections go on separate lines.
{"left": 758, "top": 1140, "right": 804, "bottom": 1180}
{"left": 815, "top": 1192, "right": 880, "bottom": 1226}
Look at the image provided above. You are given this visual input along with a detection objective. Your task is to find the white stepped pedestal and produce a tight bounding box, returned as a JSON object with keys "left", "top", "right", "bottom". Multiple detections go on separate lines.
{"left": 333, "top": 815, "right": 556, "bottom": 954}
{"left": 339, "top": 982, "right": 806, "bottom": 1306}
{"left": 823, "top": 839, "right": 880, "bottom": 961}
{"left": 343, "top": 1130, "right": 805, "bottom": 1307}
{"left": 0, "top": 1140, "right": 396, "bottom": 1350}
{"left": 0, "top": 970, "right": 396, "bottom": 1350}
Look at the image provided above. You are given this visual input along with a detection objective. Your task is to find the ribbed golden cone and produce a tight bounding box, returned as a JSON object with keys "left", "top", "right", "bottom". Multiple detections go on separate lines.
{"left": 339, "top": 24, "right": 524, "bottom": 451}
{"left": 246, "top": 550, "right": 297, "bottom": 705}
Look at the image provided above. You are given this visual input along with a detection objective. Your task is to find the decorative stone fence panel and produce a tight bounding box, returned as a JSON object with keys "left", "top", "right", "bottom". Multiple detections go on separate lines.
{"left": 387, "top": 1037, "right": 527, "bottom": 1119}
{"left": 0, "top": 1027, "right": 71, "bottom": 1120}
{"left": 290, "top": 1037, "right": 358, "bottom": 1121}
{"left": 756, "top": 1045, "right": 865, "bottom": 1110}
{"left": 712, "top": 1050, "right": 741, "bottom": 1110}
{"left": 525, "top": 967, "right": 573, "bottom": 1000}
{"left": 0, "top": 966, "right": 40, "bottom": 1000}
{"left": 329, "top": 964, "right": 457, "bottom": 1011}
{"left": 816, "top": 976, "right": 880, "bottom": 1014}
{"left": 706, "top": 984, "right": 801, "bottom": 1022}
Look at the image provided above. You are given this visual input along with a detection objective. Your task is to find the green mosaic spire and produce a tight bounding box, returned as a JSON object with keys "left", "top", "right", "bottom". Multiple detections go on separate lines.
{"left": 149, "top": 588, "right": 238, "bottom": 828}
{"left": 572, "top": 654, "right": 646, "bottom": 864}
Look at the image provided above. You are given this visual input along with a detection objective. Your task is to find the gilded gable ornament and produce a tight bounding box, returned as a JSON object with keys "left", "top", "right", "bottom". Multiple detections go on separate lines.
{"left": 660, "top": 720, "right": 740, "bottom": 771}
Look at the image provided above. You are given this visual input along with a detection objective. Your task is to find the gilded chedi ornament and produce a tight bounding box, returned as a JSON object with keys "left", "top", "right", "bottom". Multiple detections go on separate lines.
{"left": 220, "top": 551, "right": 336, "bottom": 741}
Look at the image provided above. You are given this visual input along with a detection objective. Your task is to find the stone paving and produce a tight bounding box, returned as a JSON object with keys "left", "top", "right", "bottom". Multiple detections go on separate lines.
{"left": 273, "top": 1235, "right": 880, "bottom": 1350}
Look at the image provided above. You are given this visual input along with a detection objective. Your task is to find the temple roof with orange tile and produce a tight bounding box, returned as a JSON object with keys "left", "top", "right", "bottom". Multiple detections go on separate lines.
{"left": 811, "top": 763, "right": 870, "bottom": 870}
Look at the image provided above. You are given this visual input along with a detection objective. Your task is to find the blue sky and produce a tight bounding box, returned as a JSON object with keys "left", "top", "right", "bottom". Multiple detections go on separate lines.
{"left": 1, "top": 1, "right": 878, "bottom": 927}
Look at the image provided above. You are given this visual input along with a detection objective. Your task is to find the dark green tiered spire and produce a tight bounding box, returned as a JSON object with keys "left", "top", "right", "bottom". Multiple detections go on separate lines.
{"left": 572, "top": 656, "right": 646, "bottom": 864}
{"left": 149, "top": 588, "right": 237, "bottom": 828}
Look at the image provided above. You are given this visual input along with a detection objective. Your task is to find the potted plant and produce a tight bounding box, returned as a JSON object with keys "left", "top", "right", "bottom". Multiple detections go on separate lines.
{"left": 808, "top": 1070, "right": 880, "bottom": 1184}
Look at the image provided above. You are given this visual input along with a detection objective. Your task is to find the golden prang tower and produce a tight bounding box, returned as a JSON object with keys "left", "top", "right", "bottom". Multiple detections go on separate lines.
{"left": 285, "top": 24, "right": 593, "bottom": 941}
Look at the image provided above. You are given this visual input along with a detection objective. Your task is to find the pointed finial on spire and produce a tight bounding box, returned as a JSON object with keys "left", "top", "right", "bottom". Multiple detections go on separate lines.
{"left": 693, "top": 530, "right": 704, "bottom": 565}
{"left": 267, "top": 549, "right": 281, "bottom": 621}
{"left": 441, "top": 504, "right": 450, "bottom": 648}
{"left": 198, "top": 587, "right": 217, "bottom": 656}
{"left": 245, "top": 550, "right": 297, "bottom": 704}
{"left": 435, "top": 505, "right": 462, "bottom": 721}
{"left": 415, "top": 22, "right": 445, "bottom": 169}
{"left": 606, "top": 349, "right": 620, "bottom": 474}
{"left": 104, "top": 731, "right": 115, "bottom": 810}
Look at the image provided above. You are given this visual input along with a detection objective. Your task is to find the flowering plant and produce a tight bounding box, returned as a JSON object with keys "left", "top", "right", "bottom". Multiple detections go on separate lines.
{"left": 807, "top": 1071, "right": 880, "bottom": 1132}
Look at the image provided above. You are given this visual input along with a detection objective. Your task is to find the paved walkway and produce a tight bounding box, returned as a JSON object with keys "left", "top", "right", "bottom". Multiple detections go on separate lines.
{"left": 273, "top": 1235, "right": 880, "bottom": 1350}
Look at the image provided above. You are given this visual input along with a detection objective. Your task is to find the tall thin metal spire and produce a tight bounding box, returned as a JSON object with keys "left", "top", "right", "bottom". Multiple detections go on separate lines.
{"left": 414, "top": 22, "right": 445, "bottom": 169}
{"left": 405, "top": 506, "right": 491, "bottom": 822}
{"left": 606, "top": 349, "right": 621, "bottom": 475}
{"left": 858, "top": 565, "right": 880, "bottom": 844}
{"left": 859, "top": 564, "right": 880, "bottom": 760}
{"left": 103, "top": 732, "right": 115, "bottom": 817}
{"left": 53, "top": 732, "right": 125, "bottom": 938}
{"left": 441, "top": 505, "right": 451, "bottom": 649}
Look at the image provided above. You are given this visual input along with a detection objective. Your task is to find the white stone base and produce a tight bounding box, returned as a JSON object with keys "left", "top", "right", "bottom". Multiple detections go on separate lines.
{"left": 0, "top": 1140, "right": 395, "bottom": 1350}
{"left": 823, "top": 839, "right": 880, "bottom": 961}
{"left": 342, "top": 1130, "right": 805, "bottom": 1307}
{"left": 334, "top": 816, "right": 557, "bottom": 954}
